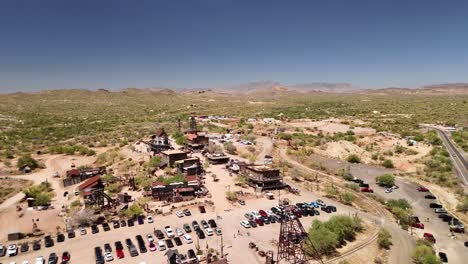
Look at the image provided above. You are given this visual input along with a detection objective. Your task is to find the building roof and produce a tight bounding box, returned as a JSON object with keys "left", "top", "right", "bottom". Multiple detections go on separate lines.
{"left": 151, "top": 181, "right": 165, "bottom": 187}
{"left": 185, "top": 175, "right": 198, "bottom": 182}
{"left": 246, "top": 165, "right": 279, "bottom": 173}
{"left": 161, "top": 149, "right": 187, "bottom": 155}
{"left": 174, "top": 187, "right": 194, "bottom": 192}
{"left": 186, "top": 133, "right": 198, "bottom": 141}
{"left": 78, "top": 175, "right": 102, "bottom": 190}
{"left": 66, "top": 169, "right": 80, "bottom": 177}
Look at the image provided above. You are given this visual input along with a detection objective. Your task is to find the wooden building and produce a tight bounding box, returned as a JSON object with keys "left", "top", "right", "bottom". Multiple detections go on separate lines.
{"left": 240, "top": 165, "right": 287, "bottom": 191}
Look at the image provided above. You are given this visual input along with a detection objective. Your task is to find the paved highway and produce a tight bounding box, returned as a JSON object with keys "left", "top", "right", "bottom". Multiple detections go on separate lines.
{"left": 430, "top": 127, "right": 468, "bottom": 185}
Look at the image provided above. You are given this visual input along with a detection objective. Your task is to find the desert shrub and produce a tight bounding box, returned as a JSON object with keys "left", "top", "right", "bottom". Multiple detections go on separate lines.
{"left": 382, "top": 159, "right": 394, "bottom": 168}
{"left": 412, "top": 241, "right": 442, "bottom": 264}
{"left": 17, "top": 154, "right": 39, "bottom": 170}
{"left": 456, "top": 195, "right": 468, "bottom": 213}
{"left": 375, "top": 174, "right": 395, "bottom": 187}
{"left": 377, "top": 228, "right": 392, "bottom": 249}
{"left": 340, "top": 192, "right": 356, "bottom": 205}
{"left": 346, "top": 154, "right": 361, "bottom": 163}
{"left": 225, "top": 191, "right": 237, "bottom": 201}
{"left": 224, "top": 142, "right": 237, "bottom": 154}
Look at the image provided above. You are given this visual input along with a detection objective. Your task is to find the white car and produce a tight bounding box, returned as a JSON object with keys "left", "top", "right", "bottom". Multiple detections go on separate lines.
{"left": 104, "top": 252, "right": 114, "bottom": 261}
{"left": 385, "top": 188, "right": 393, "bottom": 193}
{"left": 146, "top": 233, "right": 154, "bottom": 242}
{"left": 183, "top": 234, "right": 193, "bottom": 244}
{"left": 175, "top": 228, "right": 184, "bottom": 236}
{"left": 80, "top": 226, "right": 87, "bottom": 235}
{"left": 7, "top": 244, "right": 17, "bottom": 256}
{"left": 215, "top": 228, "right": 222, "bottom": 236}
{"left": 316, "top": 199, "right": 326, "bottom": 207}
{"left": 147, "top": 216, "right": 154, "bottom": 223}
{"left": 22, "top": 261, "right": 30, "bottom": 264}
{"left": 266, "top": 210, "right": 276, "bottom": 216}
{"left": 175, "top": 211, "right": 184, "bottom": 217}
{"left": 240, "top": 220, "right": 251, "bottom": 228}
{"left": 251, "top": 211, "right": 261, "bottom": 219}
{"left": 164, "top": 226, "right": 174, "bottom": 238}
{"left": 35, "top": 256, "right": 45, "bottom": 264}
{"left": 157, "top": 240, "right": 166, "bottom": 251}
{"left": 205, "top": 228, "right": 214, "bottom": 236}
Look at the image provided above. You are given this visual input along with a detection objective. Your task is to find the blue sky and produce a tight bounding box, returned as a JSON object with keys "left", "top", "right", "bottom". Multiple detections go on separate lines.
{"left": 1, "top": 0, "right": 468, "bottom": 92}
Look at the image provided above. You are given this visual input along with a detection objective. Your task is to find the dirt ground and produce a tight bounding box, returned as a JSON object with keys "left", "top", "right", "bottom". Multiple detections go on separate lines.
{"left": 0, "top": 178, "right": 32, "bottom": 204}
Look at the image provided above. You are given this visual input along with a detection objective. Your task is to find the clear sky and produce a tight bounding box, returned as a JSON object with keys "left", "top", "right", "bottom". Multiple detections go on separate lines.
{"left": 1, "top": 0, "right": 468, "bottom": 92}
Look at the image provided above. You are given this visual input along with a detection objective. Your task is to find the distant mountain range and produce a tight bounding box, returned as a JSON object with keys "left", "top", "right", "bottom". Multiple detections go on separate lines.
{"left": 1, "top": 82, "right": 468, "bottom": 96}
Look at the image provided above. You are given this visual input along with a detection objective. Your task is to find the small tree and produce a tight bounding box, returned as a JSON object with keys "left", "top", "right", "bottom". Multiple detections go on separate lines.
{"left": 340, "top": 192, "right": 356, "bottom": 205}
{"left": 346, "top": 154, "right": 361, "bottom": 163}
{"left": 382, "top": 159, "right": 395, "bottom": 168}
{"left": 225, "top": 191, "right": 237, "bottom": 201}
{"left": 377, "top": 228, "right": 392, "bottom": 249}
{"left": 224, "top": 142, "right": 237, "bottom": 155}
{"left": 17, "top": 154, "right": 39, "bottom": 170}
{"left": 125, "top": 204, "right": 143, "bottom": 218}
{"left": 34, "top": 193, "right": 51, "bottom": 206}
{"left": 456, "top": 196, "right": 468, "bottom": 213}
{"left": 376, "top": 174, "right": 395, "bottom": 187}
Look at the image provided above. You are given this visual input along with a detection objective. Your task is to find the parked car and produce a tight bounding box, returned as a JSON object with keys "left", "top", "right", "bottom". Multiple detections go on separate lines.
{"left": 258, "top": 210, "right": 268, "bottom": 217}
{"left": 155, "top": 229, "right": 165, "bottom": 239}
{"left": 248, "top": 220, "right": 258, "bottom": 227}
{"left": 0, "top": 244, "right": 7, "bottom": 257}
{"left": 424, "top": 194, "right": 436, "bottom": 199}
{"left": 183, "top": 209, "right": 192, "bottom": 216}
{"left": 104, "top": 252, "right": 113, "bottom": 262}
{"left": 128, "top": 244, "right": 139, "bottom": 257}
{"left": 449, "top": 224, "right": 465, "bottom": 233}
{"left": 240, "top": 220, "right": 251, "bottom": 228}
{"left": 309, "top": 202, "right": 319, "bottom": 208}
{"left": 148, "top": 241, "right": 157, "bottom": 252}
{"left": 165, "top": 239, "right": 174, "bottom": 248}
{"left": 183, "top": 234, "right": 193, "bottom": 244}
{"left": 255, "top": 218, "right": 264, "bottom": 226}
{"left": 7, "top": 244, "right": 18, "bottom": 256}
{"left": 198, "top": 206, "right": 206, "bottom": 213}
{"left": 430, "top": 203, "right": 443, "bottom": 208}
{"left": 48, "top": 252, "right": 58, "bottom": 264}
{"left": 127, "top": 219, "right": 134, "bottom": 227}
{"left": 188, "top": 249, "right": 196, "bottom": 259}
{"left": 35, "top": 256, "right": 45, "bottom": 264}
{"left": 192, "top": 221, "right": 200, "bottom": 231}
{"left": 201, "top": 220, "right": 209, "bottom": 229}
{"left": 360, "top": 187, "right": 374, "bottom": 193}
{"left": 94, "top": 247, "right": 104, "bottom": 264}
{"left": 61, "top": 251, "right": 70, "bottom": 262}
{"left": 80, "top": 226, "right": 87, "bottom": 235}
{"left": 208, "top": 219, "right": 217, "bottom": 228}
{"left": 120, "top": 220, "right": 127, "bottom": 227}
{"left": 91, "top": 225, "right": 99, "bottom": 234}
{"left": 57, "top": 233, "right": 65, "bottom": 242}
{"left": 417, "top": 186, "right": 429, "bottom": 192}
{"left": 321, "top": 206, "right": 332, "bottom": 213}
{"left": 434, "top": 208, "right": 447, "bottom": 214}
{"left": 183, "top": 223, "right": 192, "bottom": 233}
{"left": 146, "top": 233, "right": 154, "bottom": 242}
{"left": 102, "top": 223, "right": 110, "bottom": 231}
{"left": 205, "top": 228, "right": 214, "bottom": 236}
{"left": 20, "top": 242, "right": 29, "bottom": 253}
{"left": 67, "top": 230, "right": 75, "bottom": 238}
{"left": 44, "top": 236, "right": 54, "bottom": 247}
{"left": 196, "top": 230, "right": 206, "bottom": 239}
{"left": 176, "top": 228, "right": 184, "bottom": 236}
{"left": 137, "top": 216, "right": 144, "bottom": 225}
{"left": 174, "top": 237, "right": 182, "bottom": 246}
{"left": 238, "top": 200, "right": 246, "bottom": 205}
{"left": 147, "top": 215, "right": 154, "bottom": 223}
{"left": 244, "top": 213, "right": 254, "bottom": 220}
{"left": 411, "top": 222, "right": 425, "bottom": 229}
{"left": 113, "top": 221, "right": 120, "bottom": 229}
{"left": 32, "top": 241, "right": 41, "bottom": 251}
{"left": 104, "top": 243, "right": 112, "bottom": 253}
{"left": 164, "top": 226, "right": 174, "bottom": 238}
{"left": 438, "top": 252, "right": 448, "bottom": 262}
{"left": 176, "top": 211, "right": 184, "bottom": 217}
{"left": 157, "top": 240, "right": 166, "bottom": 251}
{"left": 423, "top": 233, "right": 436, "bottom": 243}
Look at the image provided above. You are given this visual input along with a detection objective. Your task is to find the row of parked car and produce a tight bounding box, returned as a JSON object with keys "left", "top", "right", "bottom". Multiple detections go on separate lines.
{"left": 240, "top": 200, "right": 337, "bottom": 228}
{"left": 92, "top": 219, "right": 220, "bottom": 263}
{"left": 0, "top": 247, "right": 69, "bottom": 264}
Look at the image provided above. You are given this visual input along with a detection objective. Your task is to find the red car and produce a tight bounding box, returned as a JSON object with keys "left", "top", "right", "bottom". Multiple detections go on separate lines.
{"left": 255, "top": 218, "right": 264, "bottom": 226}
{"left": 361, "top": 187, "right": 374, "bottom": 193}
{"left": 258, "top": 210, "right": 268, "bottom": 217}
{"left": 61, "top": 251, "right": 70, "bottom": 262}
{"left": 411, "top": 222, "right": 425, "bottom": 229}
{"left": 423, "top": 233, "right": 436, "bottom": 243}
{"left": 116, "top": 249, "right": 124, "bottom": 259}
{"left": 417, "top": 187, "right": 429, "bottom": 192}
{"left": 148, "top": 241, "right": 157, "bottom": 252}
{"left": 198, "top": 206, "right": 206, "bottom": 213}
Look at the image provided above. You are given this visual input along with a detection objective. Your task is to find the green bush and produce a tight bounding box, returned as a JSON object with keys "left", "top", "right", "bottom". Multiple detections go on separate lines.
{"left": 382, "top": 159, "right": 394, "bottom": 168}
{"left": 17, "top": 154, "right": 39, "bottom": 170}
{"left": 376, "top": 174, "right": 395, "bottom": 187}
{"left": 346, "top": 154, "right": 361, "bottom": 163}
{"left": 412, "top": 241, "right": 442, "bottom": 264}
{"left": 377, "top": 228, "right": 392, "bottom": 249}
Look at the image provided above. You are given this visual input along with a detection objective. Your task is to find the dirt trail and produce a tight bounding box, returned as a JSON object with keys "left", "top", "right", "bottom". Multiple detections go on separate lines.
{"left": 255, "top": 136, "right": 274, "bottom": 164}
